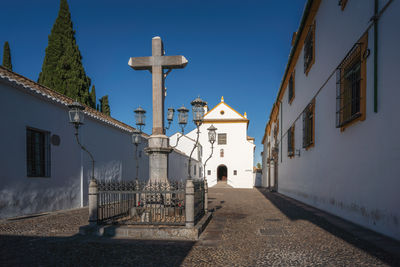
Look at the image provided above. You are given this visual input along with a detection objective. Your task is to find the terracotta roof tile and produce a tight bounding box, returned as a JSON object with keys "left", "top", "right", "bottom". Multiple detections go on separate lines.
{"left": 0, "top": 66, "right": 147, "bottom": 136}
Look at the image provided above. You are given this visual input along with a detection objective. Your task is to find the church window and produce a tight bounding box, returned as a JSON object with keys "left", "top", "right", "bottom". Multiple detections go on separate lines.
{"left": 336, "top": 34, "right": 367, "bottom": 130}
{"left": 287, "top": 125, "right": 295, "bottom": 157}
{"left": 288, "top": 72, "right": 295, "bottom": 104}
{"left": 304, "top": 22, "right": 315, "bottom": 75}
{"left": 26, "top": 127, "right": 51, "bottom": 177}
{"left": 220, "top": 149, "right": 224, "bottom": 158}
{"left": 233, "top": 170, "right": 237, "bottom": 175}
{"left": 220, "top": 110, "right": 225, "bottom": 115}
{"left": 207, "top": 170, "right": 211, "bottom": 175}
{"left": 303, "top": 100, "right": 315, "bottom": 149}
{"left": 194, "top": 165, "right": 196, "bottom": 175}
{"left": 218, "top": 133, "right": 227, "bottom": 145}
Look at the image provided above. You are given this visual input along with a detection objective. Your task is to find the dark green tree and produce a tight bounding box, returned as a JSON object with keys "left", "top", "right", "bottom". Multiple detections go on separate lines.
{"left": 2, "top": 41, "right": 12, "bottom": 70}
{"left": 99, "top": 95, "right": 110, "bottom": 116}
{"left": 256, "top": 163, "right": 261, "bottom": 169}
{"left": 88, "top": 85, "right": 96, "bottom": 109}
{"left": 38, "top": 0, "right": 91, "bottom": 104}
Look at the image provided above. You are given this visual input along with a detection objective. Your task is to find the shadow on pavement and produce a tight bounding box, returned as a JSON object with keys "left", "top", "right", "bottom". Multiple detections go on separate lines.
{"left": 257, "top": 188, "right": 400, "bottom": 267}
{"left": 0, "top": 234, "right": 195, "bottom": 266}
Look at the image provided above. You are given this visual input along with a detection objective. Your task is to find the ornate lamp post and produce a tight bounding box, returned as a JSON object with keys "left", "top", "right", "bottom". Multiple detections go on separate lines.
{"left": 68, "top": 101, "right": 95, "bottom": 181}
{"left": 171, "top": 105, "right": 189, "bottom": 148}
{"left": 133, "top": 107, "right": 146, "bottom": 180}
{"left": 202, "top": 124, "right": 217, "bottom": 214}
{"left": 68, "top": 101, "right": 98, "bottom": 224}
{"left": 132, "top": 129, "right": 142, "bottom": 180}
{"left": 188, "top": 96, "right": 207, "bottom": 179}
{"left": 203, "top": 124, "right": 217, "bottom": 180}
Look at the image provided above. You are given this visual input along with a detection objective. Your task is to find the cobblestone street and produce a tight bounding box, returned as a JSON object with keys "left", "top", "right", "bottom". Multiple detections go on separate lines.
{"left": 1, "top": 187, "right": 399, "bottom": 266}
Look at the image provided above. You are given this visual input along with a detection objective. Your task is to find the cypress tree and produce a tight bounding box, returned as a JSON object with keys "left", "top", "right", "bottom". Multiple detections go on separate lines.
{"left": 89, "top": 85, "right": 96, "bottom": 109}
{"left": 38, "top": 0, "right": 91, "bottom": 104}
{"left": 2, "top": 41, "right": 12, "bottom": 70}
{"left": 99, "top": 95, "right": 110, "bottom": 116}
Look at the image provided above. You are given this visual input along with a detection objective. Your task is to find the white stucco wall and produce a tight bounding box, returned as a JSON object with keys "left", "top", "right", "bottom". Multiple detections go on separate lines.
{"left": 0, "top": 77, "right": 200, "bottom": 219}
{"left": 262, "top": 0, "right": 400, "bottom": 240}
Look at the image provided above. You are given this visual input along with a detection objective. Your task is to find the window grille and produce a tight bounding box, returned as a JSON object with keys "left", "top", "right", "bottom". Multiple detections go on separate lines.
{"left": 220, "top": 149, "right": 224, "bottom": 158}
{"left": 218, "top": 133, "right": 227, "bottom": 145}
{"left": 302, "top": 101, "right": 315, "bottom": 148}
{"left": 287, "top": 125, "right": 295, "bottom": 157}
{"left": 27, "top": 128, "right": 51, "bottom": 177}
{"left": 304, "top": 24, "right": 314, "bottom": 73}
{"left": 336, "top": 43, "right": 363, "bottom": 128}
{"left": 288, "top": 73, "right": 294, "bottom": 103}
{"left": 207, "top": 170, "right": 211, "bottom": 175}
{"left": 233, "top": 170, "right": 237, "bottom": 175}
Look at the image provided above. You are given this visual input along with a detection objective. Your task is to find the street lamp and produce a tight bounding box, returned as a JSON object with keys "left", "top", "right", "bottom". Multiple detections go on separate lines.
{"left": 203, "top": 124, "right": 217, "bottom": 181}
{"left": 68, "top": 101, "right": 95, "bottom": 181}
{"left": 171, "top": 105, "right": 189, "bottom": 148}
{"left": 188, "top": 96, "right": 207, "bottom": 179}
{"left": 133, "top": 106, "right": 146, "bottom": 181}
{"left": 132, "top": 128, "right": 141, "bottom": 180}
{"left": 165, "top": 107, "right": 175, "bottom": 131}
{"left": 134, "top": 106, "right": 146, "bottom": 132}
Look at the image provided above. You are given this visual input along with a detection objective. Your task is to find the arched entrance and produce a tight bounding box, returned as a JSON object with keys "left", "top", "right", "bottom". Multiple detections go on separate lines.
{"left": 217, "top": 165, "right": 227, "bottom": 181}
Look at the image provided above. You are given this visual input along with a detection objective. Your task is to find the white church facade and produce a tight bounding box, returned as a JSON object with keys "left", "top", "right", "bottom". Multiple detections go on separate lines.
{"left": 171, "top": 97, "right": 255, "bottom": 188}
{"left": 261, "top": 0, "right": 400, "bottom": 240}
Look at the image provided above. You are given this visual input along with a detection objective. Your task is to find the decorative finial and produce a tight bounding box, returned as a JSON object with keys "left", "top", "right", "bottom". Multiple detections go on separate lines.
{"left": 244, "top": 112, "right": 247, "bottom": 118}
{"left": 221, "top": 96, "right": 224, "bottom": 102}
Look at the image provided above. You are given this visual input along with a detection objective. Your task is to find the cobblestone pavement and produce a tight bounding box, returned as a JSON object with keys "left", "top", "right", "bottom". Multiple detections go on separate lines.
{"left": 1, "top": 187, "right": 400, "bottom": 266}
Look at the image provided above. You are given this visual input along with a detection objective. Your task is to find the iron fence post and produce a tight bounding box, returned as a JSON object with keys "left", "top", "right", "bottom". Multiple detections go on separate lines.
{"left": 185, "top": 179, "right": 195, "bottom": 228}
{"left": 88, "top": 179, "right": 98, "bottom": 225}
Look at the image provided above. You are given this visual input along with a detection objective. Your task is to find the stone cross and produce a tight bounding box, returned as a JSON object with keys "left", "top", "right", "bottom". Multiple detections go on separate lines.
{"left": 128, "top": 36, "right": 188, "bottom": 135}
{"left": 128, "top": 37, "right": 188, "bottom": 183}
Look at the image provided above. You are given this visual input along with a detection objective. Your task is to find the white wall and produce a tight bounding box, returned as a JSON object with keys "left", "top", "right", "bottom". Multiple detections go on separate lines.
{"left": 0, "top": 77, "right": 200, "bottom": 218}
{"left": 262, "top": 0, "right": 400, "bottom": 240}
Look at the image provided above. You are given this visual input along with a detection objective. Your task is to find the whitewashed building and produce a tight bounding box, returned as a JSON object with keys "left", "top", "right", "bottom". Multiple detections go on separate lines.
{"left": 171, "top": 97, "right": 255, "bottom": 188}
{"left": 261, "top": 0, "right": 400, "bottom": 240}
{"left": 0, "top": 66, "right": 201, "bottom": 219}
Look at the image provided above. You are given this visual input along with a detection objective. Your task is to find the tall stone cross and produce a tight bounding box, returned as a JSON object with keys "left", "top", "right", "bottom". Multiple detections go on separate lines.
{"left": 128, "top": 36, "right": 188, "bottom": 183}
{"left": 128, "top": 36, "right": 188, "bottom": 135}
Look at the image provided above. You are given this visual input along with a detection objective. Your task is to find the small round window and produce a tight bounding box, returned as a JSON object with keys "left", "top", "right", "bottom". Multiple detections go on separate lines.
{"left": 220, "top": 110, "right": 225, "bottom": 115}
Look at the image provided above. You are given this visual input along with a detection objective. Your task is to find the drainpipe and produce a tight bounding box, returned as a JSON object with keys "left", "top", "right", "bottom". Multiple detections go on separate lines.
{"left": 373, "top": 0, "right": 378, "bottom": 113}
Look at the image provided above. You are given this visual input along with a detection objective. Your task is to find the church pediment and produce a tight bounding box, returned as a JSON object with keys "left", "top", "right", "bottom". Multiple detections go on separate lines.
{"left": 204, "top": 96, "right": 248, "bottom": 123}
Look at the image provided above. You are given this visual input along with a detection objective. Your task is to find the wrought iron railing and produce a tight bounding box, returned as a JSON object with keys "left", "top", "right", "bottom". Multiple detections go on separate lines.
{"left": 97, "top": 180, "right": 186, "bottom": 226}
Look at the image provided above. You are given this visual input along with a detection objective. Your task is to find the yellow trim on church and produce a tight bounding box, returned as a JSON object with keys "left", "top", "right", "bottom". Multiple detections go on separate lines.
{"left": 203, "top": 96, "right": 248, "bottom": 121}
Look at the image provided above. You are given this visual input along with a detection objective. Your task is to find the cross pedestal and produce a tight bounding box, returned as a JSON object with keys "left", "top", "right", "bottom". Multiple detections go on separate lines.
{"left": 128, "top": 36, "right": 188, "bottom": 183}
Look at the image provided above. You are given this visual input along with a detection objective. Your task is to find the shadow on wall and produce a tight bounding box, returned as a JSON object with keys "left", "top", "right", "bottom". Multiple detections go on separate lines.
{"left": 256, "top": 188, "right": 400, "bottom": 266}
{"left": 0, "top": 180, "right": 81, "bottom": 219}
{"left": 0, "top": 234, "right": 195, "bottom": 266}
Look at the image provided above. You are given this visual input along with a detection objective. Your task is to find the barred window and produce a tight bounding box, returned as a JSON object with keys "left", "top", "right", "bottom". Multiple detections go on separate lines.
{"left": 336, "top": 35, "right": 367, "bottom": 129}
{"left": 288, "top": 72, "right": 295, "bottom": 104}
{"left": 207, "top": 170, "right": 211, "bottom": 175}
{"left": 304, "top": 23, "right": 315, "bottom": 74}
{"left": 220, "top": 149, "right": 224, "bottom": 158}
{"left": 27, "top": 128, "right": 51, "bottom": 177}
{"left": 233, "top": 170, "right": 237, "bottom": 175}
{"left": 218, "top": 133, "right": 227, "bottom": 145}
{"left": 303, "top": 100, "right": 315, "bottom": 149}
{"left": 287, "top": 125, "right": 295, "bottom": 157}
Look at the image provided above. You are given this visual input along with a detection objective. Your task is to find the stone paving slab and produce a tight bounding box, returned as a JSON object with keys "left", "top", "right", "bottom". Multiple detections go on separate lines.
{"left": 1, "top": 187, "right": 400, "bottom": 266}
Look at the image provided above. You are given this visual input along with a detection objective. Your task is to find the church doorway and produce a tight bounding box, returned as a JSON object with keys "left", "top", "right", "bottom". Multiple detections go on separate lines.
{"left": 217, "top": 165, "right": 227, "bottom": 181}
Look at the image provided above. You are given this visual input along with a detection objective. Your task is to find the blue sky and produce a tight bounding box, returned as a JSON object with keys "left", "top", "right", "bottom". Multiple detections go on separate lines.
{"left": 1, "top": 0, "right": 306, "bottom": 165}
